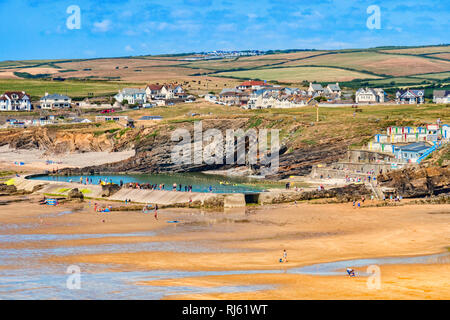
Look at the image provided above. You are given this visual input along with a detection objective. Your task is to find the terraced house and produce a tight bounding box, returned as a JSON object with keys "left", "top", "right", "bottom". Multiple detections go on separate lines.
{"left": 0, "top": 91, "right": 32, "bottom": 111}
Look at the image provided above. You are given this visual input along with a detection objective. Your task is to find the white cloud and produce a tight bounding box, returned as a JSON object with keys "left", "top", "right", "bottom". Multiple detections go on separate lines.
{"left": 125, "top": 45, "right": 134, "bottom": 52}
{"left": 93, "top": 20, "right": 112, "bottom": 32}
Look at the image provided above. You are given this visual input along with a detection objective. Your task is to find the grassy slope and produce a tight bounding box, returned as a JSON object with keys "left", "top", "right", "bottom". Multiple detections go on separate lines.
{"left": 0, "top": 79, "right": 141, "bottom": 99}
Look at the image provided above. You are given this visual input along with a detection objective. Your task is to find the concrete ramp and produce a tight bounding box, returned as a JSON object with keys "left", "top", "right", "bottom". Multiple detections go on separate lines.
{"left": 14, "top": 176, "right": 247, "bottom": 208}
{"left": 108, "top": 188, "right": 217, "bottom": 205}
{"left": 14, "top": 177, "right": 104, "bottom": 198}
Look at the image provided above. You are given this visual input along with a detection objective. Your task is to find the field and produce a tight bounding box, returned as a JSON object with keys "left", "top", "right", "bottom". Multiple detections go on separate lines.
{"left": 0, "top": 79, "right": 141, "bottom": 99}
{"left": 0, "top": 45, "right": 449, "bottom": 97}
{"left": 215, "top": 66, "right": 381, "bottom": 82}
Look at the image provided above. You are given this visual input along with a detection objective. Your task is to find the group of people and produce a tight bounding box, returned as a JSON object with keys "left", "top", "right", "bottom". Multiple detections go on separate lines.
{"left": 123, "top": 182, "right": 197, "bottom": 192}
{"left": 125, "top": 182, "right": 165, "bottom": 190}
{"left": 93, "top": 203, "right": 111, "bottom": 213}
{"left": 352, "top": 195, "right": 368, "bottom": 209}
{"left": 382, "top": 194, "right": 403, "bottom": 202}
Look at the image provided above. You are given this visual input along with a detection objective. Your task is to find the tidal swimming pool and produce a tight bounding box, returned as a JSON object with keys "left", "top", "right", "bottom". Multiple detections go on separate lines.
{"left": 28, "top": 172, "right": 267, "bottom": 194}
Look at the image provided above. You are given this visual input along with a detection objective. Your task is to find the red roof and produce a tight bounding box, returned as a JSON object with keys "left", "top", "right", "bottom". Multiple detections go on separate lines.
{"left": 239, "top": 80, "right": 265, "bottom": 87}
{"left": 2, "top": 91, "right": 29, "bottom": 100}
{"left": 146, "top": 84, "right": 163, "bottom": 90}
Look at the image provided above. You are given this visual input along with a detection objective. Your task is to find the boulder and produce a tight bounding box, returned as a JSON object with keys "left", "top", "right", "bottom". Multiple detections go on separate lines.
{"left": 67, "top": 188, "right": 84, "bottom": 201}
{"left": 0, "top": 184, "right": 17, "bottom": 196}
{"left": 101, "top": 184, "right": 121, "bottom": 197}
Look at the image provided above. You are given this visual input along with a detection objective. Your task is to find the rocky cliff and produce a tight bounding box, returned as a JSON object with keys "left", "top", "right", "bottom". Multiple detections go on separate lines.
{"left": 54, "top": 119, "right": 348, "bottom": 179}
{"left": 377, "top": 166, "right": 450, "bottom": 197}
{"left": 0, "top": 127, "right": 124, "bottom": 154}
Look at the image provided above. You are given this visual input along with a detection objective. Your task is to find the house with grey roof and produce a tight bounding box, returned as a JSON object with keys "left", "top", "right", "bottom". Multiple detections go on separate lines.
{"left": 307, "top": 83, "right": 324, "bottom": 96}
{"left": 433, "top": 90, "right": 450, "bottom": 104}
{"left": 325, "top": 83, "right": 342, "bottom": 98}
{"left": 40, "top": 93, "right": 71, "bottom": 109}
{"left": 395, "top": 89, "right": 425, "bottom": 104}
{"left": 356, "top": 88, "right": 386, "bottom": 104}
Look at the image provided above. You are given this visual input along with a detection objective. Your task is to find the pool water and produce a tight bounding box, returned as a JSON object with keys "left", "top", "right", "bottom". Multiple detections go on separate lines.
{"left": 29, "top": 172, "right": 266, "bottom": 194}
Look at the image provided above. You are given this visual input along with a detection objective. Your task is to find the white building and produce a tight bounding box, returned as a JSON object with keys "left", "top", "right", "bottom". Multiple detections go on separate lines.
{"left": 433, "top": 90, "right": 450, "bottom": 104}
{"left": 40, "top": 93, "right": 71, "bottom": 109}
{"left": 307, "top": 83, "right": 324, "bottom": 97}
{"left": 114, "top": 88, "right": 147, "bottom": 104}
{"left": 325, "top": 83, "right": 342, "bottom": 98}
{"left": 0, "top": 91, "right": 32, "bottom": 111}
{"left": 355, "top": 88, "right": 386, "bottom": 104}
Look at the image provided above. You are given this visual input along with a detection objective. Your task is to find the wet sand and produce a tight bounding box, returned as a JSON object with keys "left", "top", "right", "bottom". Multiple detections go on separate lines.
{"left": 0, "top": 192, "right": 448, "bottom": 299}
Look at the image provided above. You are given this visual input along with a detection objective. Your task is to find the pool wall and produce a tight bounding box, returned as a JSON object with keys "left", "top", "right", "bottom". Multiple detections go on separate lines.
{"left": 17, "top": 176, "right": 247, "bottom": 208}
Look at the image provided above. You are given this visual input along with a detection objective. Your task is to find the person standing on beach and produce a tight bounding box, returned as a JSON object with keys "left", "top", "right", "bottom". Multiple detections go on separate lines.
{"left": 154, "top": 204, "right": 158, "bottom": 220}
{"left": 283, "top": 249, "right": 287, "bottom": 263}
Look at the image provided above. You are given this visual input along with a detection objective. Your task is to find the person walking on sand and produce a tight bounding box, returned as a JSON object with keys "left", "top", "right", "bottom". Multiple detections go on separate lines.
{"left": 283, "top": 249, "right": 288, "bottom": 263}
{"left": 154, "top": 204, "right": 158, "bottom": 220}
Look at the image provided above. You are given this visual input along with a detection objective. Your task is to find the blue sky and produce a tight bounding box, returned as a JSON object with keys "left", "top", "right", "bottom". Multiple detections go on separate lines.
{"left": 0, "top": 0, "right": 449, "bottom": 60}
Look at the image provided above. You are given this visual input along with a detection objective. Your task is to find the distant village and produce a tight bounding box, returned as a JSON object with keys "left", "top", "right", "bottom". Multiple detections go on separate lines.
{"left": 206, "top": 81, "right": 450, "bottom": 108}
{"left": 0, "top": 79, "right": 449, "bottom": 129}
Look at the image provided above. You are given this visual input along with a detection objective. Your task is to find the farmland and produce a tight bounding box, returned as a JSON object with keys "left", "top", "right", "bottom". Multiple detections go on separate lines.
{"left": 0, "top": 45, "right": 448, "bottom": 98}
{"left": 214, "top": 66, "right": 381, "bottom": 82}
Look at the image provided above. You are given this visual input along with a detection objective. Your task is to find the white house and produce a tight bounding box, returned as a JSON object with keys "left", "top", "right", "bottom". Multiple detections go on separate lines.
{"left": 307, "top": 83, "right": 325, "bottom": 97}
{"left": 433, "top": 90, "right": 450, "bottom": 104}
{"left": 40, "top": 93, "right": 72, "bottom": 109}
{"left": 0, "top": 91, "right": 32, "bottom": 111}
{"left": 395, "top": 89, "right": 425, "bottom": 104}
{"left": 355, "top": 88, "right": 386, "bottom": 104}
{"left": 114, "top": 88, "right": 147, "bottom": 105}
{"left": 325, "top": 83, "right": 342, "bottom": 98}
{"left": 145, "top": 84, "right": 163, "bottom": 100}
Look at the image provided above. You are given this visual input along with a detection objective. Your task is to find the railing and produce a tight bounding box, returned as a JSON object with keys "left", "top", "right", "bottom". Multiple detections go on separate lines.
{"left": 416, "top": 142, "right": 442, "bottom": 164}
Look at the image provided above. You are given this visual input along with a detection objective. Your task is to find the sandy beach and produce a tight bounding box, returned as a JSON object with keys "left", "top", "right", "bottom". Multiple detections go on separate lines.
{"left": 0, "top": 189, "right": 448, "bottom": 299}
{"left": 0, "top": 145, "right": 134, "bottom": 171}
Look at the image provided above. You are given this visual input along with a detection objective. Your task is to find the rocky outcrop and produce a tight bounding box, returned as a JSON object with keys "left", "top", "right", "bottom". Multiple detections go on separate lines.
{"left": 259, "top": 184, "right": 370, "bottom": 204}
{"left": 67, "top": 188, "right": 84, "bottom": 201}
{"left": 101, "top": 184, "right": 121, "bottom": 197}
{"left": 0, "top": 127, "right": 132, "bottom": 155}
{"left": 56, "top": 119, "right": 348, "bottom": 179}
{"left": 377, "top": 166, "right": 450, "bottom": 197}
{"left": 0, "top": 184, "right": 17, "bottom": 196}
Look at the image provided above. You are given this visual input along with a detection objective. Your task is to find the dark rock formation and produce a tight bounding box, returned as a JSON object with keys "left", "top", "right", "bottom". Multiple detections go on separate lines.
{"left": 67, "top": 188, "right": 84, "bottom": 201}
{"left": 101, "top": 184, "right": 121, "bottom": 197}
{"left": 259, "top": 184, "right": 370, "bottom": 204}
{"left": 377, "top": 166, "right": 450, "bottom": 197}
{"left": 56, "top": 119, "right": 347, "bottom": 179}
{"left": 0, "top": 184, "right": 17, "bottom": 196}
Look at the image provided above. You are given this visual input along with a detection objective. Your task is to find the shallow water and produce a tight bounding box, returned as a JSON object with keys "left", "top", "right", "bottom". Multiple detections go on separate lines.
{"left": 1, "top": 224, "right": 448, "bottom": 299}
{"left": 288, "top": 253, "right": 450, "bottom": 276}
{"left": 29, "top": 172, "right": 266, "bottom": 194}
